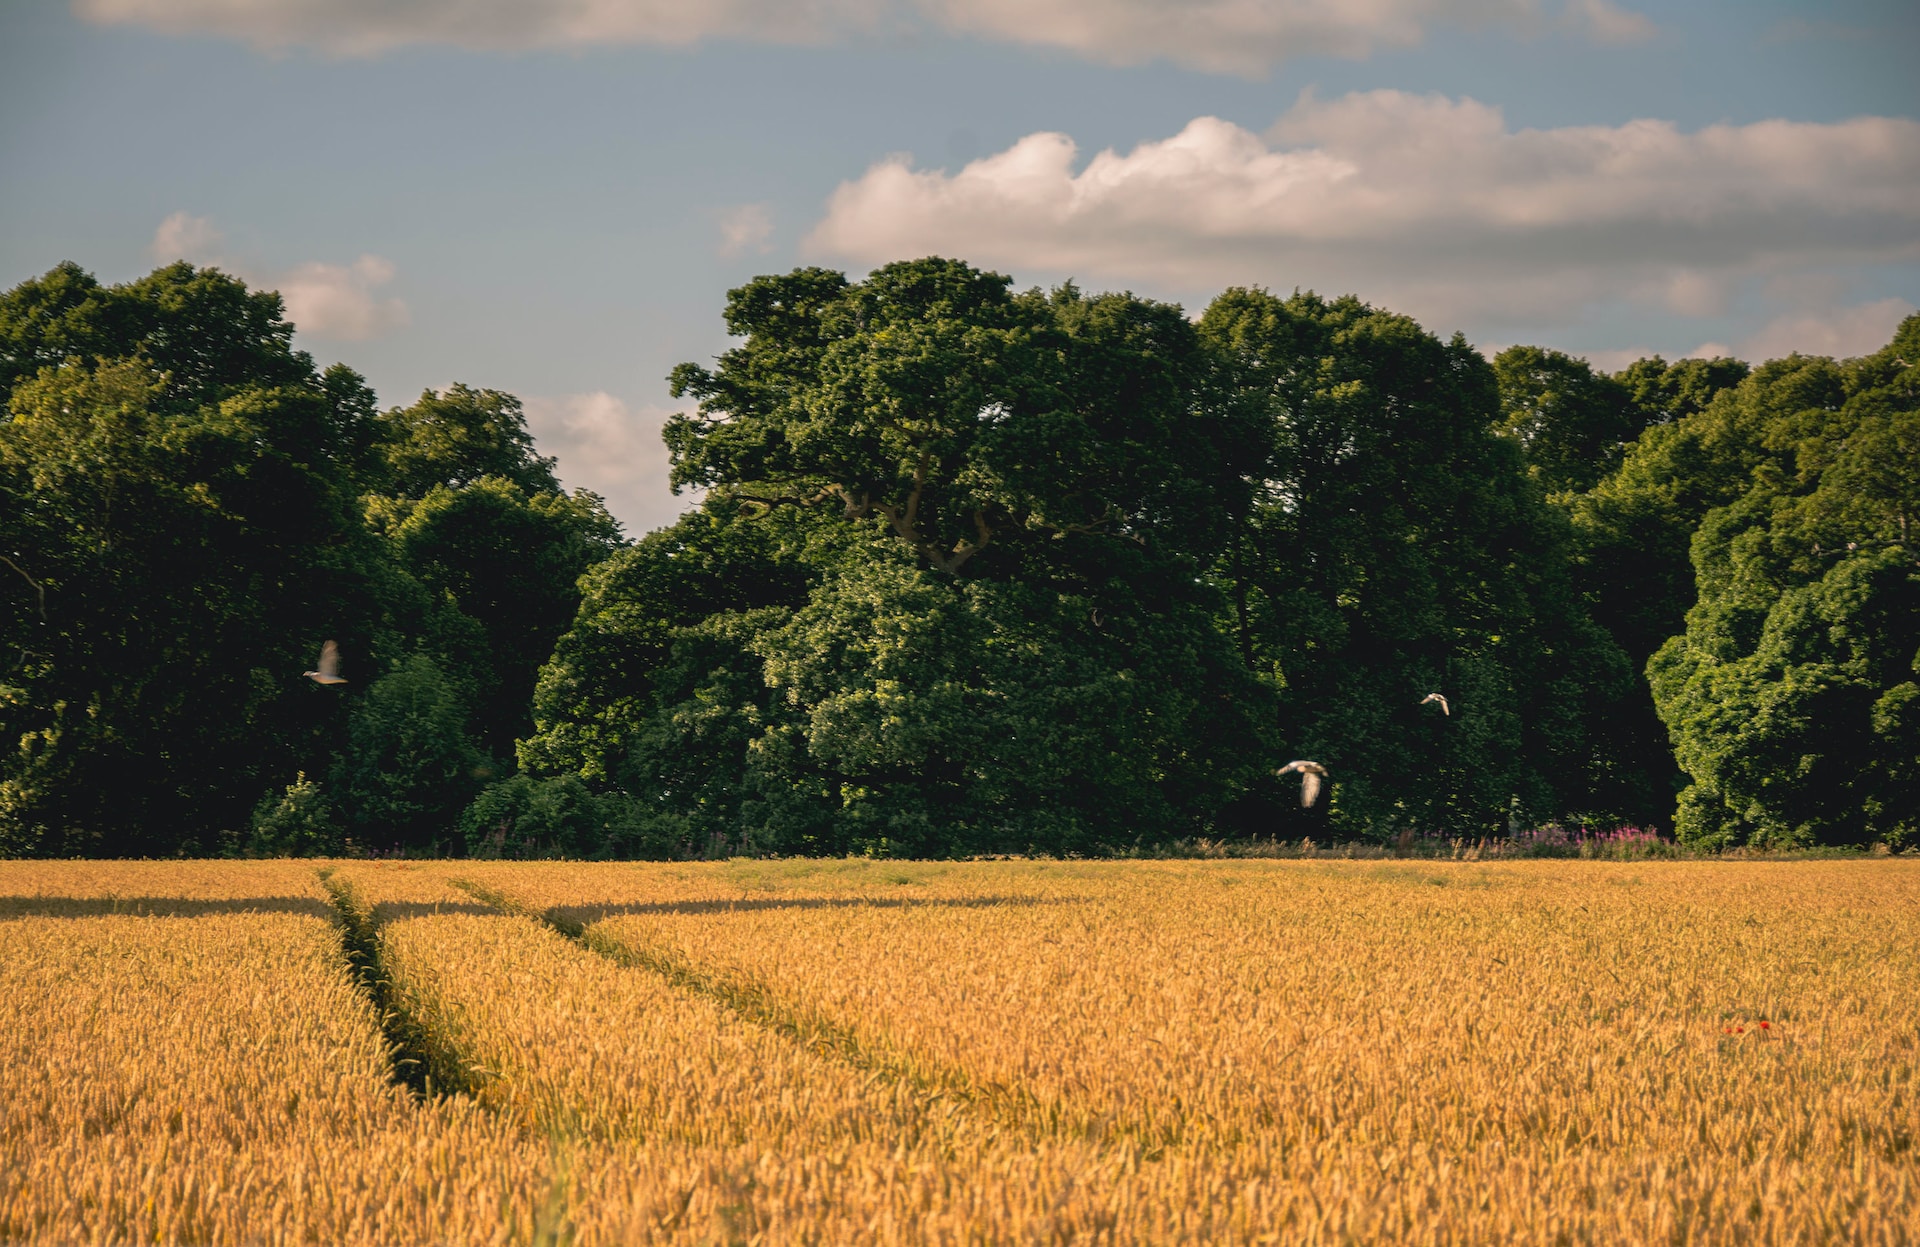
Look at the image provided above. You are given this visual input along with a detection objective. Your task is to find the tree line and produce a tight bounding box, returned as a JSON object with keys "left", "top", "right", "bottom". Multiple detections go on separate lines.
{"left": 1, "top": 258, "right": 1913, "bottom": 858}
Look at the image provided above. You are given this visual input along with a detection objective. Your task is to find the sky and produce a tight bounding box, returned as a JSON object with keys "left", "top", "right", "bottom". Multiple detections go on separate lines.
{"left": 2, "top": 1, "right": 1916, "bottom": 534}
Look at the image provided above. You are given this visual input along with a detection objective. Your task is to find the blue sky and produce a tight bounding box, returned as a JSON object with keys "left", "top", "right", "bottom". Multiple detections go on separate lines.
{"left": 3, "top": 1, "right": 1915, "bottom": 532}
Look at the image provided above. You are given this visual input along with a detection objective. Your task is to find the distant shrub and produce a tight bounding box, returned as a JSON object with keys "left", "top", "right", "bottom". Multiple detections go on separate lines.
{"left": 247, "top": 773, "right": 344, "bottom": 857}
{"left": 460, "top": 775, "right": 686, "bottom": 859}
{"left": 332, "top": 655, "right": 488, "bottom": 853}
{"left": 1505, "top": 823, "right": 1678, "bottom": 860}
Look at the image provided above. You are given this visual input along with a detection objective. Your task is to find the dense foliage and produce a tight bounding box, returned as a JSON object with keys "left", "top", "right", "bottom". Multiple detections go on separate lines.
{"left": 1648, "top": 326, "right": 1920, "bottom": 849}
{"left": 0, "top": 263, "right": 619, "bottom": 855}
{"left": 2, "top": 258, "right": 1913, "bottom": 856}
{"left": 1206, "top": 293, "right": 1630, "bottom": 837}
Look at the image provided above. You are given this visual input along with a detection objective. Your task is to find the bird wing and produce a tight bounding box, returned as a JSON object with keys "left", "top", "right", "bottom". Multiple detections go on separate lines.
{"left": 1300, "top": 771, "right": 1322, "bottom": 808}
{"left": 317, "top": 640, "right": 340, "bottom": 680}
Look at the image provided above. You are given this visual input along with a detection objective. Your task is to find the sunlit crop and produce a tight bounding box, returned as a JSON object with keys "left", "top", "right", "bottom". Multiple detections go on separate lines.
{"left": 6, "top": 857, "right": 1918, "bottom": 1244}
{"left": 0, "top": 861, "right": 554, "bottom": 1245}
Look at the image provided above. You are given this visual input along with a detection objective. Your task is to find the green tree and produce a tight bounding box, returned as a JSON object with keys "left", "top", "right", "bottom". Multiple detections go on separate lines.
{"left": 375, "top": 478, "right": 623, "bottom": 760}
{"left": 522, "top": 261, "right": 1278, "bottom": 855}
{"left": 667, "top": 262, "right": 1263, "bottom": 574}
{"left": 1569, "top": 356, "right": 1764, "bottom": 668}
{"left": 735, "top": 544, "right": 1273, "bottom": 856}
{"left": 1615, "top": 355, "right": 1751, "bottom": 427}
{"left": 460, "top": 773, "right": 676, "bottom": 859}
{"left": 1492, "top": 346, "right": 1643, "bottom": 495}
{"left": 1201, "top": 289, "right": 1631, "bottom": 836}
{"left": 519, "top": 500, "right": 813, "bottom": 792}
{"left": 248, "top": 773, "right": 343, "bottom": 857}
{"left": 331, "top": 655, "right": 487, "bottom": 852}
{"left": 0, "top": 261, "right": 316, "bottom": 411}
{"left": 375, "top": 384, "right": 560, "bottom": 498}
{"left": 1565, "top": 356, "right": 1792, "bottom": 824}
{"left": 1650, "top": 318, "right": 1920, "bottom": 848}
{"left": 360, "top": 383, "right": 621, "bottom": 772}
{"left": 0, "top": 317, "right": 394, "bottom": 854}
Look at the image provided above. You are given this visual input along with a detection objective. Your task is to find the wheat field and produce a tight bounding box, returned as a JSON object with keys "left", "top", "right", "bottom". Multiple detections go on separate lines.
{"left": 3, "top": 858, "right": 1917, "bottom": 1244}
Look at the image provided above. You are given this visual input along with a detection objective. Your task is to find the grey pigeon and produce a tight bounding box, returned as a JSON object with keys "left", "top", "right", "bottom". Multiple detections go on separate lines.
{"left": 1421, "top": 692, "right": 1450, "bottom": 716}
{"left": 1277, "top": 759, "right": 1329, "bottom": 808}
{"left": 304, "top": 640, "right": 348, "bottom": 686}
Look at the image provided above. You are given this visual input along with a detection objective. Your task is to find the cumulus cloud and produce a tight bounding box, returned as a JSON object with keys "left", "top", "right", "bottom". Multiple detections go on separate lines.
{"left": 1715, "top": 297, "right": 1917, "bottom": 362}
{"left": 922, "top": 0, "right": 1542, "bottom": 75}
{"left": 78, "top": 0, "right": 1648, "bottom": 71}
{"left": 1554, "top": 345, "right": 1667, "bottom": 373}
{"left": 804, "top": 91, "right": 1920, "bottom": 328}
{"left": 274, "top": 256, "right": 408, "bottom": 340}
{"left": 149, "top": 212, "right": 409, "bottom": 341}
{"left": 520, "top": 392, "right": 697, "bottom": 534}
{"left": 151, "top": 210, "right": 225, "bottom": 262}
{"left": 76, "top": 0, "right": 890, "bottom": 55}
{"left": 78, "top": 0, "right": 899, "bottom": 55}
{"left": 717, "top": 203, "right": 776, "bottom": 258}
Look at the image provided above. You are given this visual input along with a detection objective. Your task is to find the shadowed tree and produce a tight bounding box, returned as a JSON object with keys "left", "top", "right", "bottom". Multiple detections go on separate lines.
{"left": 1202, "top": 288, "right": 1630, "bottom": 837}
{"left": 1564, "top": 355, "right": 1791, "bottom": 824}
{"left": 0, "top": 263, "right": 605, "bottom": 857}
{"left": 330, "top": 654, "right": 487, "bottom": 852}
{"left": 378, "top": 477, "right": 623, "bottom": 760}
{"left": 0, "top": 288, "right": 394, "bottom": 854}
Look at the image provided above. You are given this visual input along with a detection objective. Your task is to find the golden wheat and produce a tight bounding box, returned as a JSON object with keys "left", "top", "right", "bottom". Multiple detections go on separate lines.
{"left": 455, "top": 857, "right": 1920, "bottom": 1243}
{"left": 0, "top": 861, "right": 557, "bottom": 1245}
{"left": 6, "top": 857, "right": 1918, "bottom": 1244}
{"left": 333, "top": 861, "right": 1156, "bottom": 1242}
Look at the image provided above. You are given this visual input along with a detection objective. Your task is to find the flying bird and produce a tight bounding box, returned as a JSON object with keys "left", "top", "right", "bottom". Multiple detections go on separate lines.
{"left": 1277, "top": 759, "right": 1329, "bottom": 808}
{"left": 1421, "top": 692, "right": 1450, "bottom": 716}
{"left": 304, "top": 640, "right": 347, "bottom": 686}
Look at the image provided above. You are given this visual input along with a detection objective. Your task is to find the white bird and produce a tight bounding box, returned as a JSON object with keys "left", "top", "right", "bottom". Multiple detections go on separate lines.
{"left": 1421, "top": 692, "right": 1450, "bottom": 716}
{"left": 1277, "top": 760, "right": 1329, "bottom": 808}
{"left": 304, "top": 640, "right": 347, "bottom": 686}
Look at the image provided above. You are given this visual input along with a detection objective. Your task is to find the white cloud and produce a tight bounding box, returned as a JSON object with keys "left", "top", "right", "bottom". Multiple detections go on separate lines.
{"left": 1713, "top": 297, "right": 1916, "bottom": 362}
{"left": 148, "top": 213, "right": 409, "bottom": 342}
{"left": 804, "top": 91, "right": 1920, "bottom": 328}
{"left": 275, "top": 256, "right": 409, "bottom": 340}
{"left": 78, "top": 0, "right": 891, "bottom": 55}
{"left": 78, "top": 0, "right": 1648, "bottom": 71}
{"left": 521, "top": 392, "right": 699, "bottom": 534}
{"left": 1570, "top": 346, "right": 1667, "bottom": 373}
{"left": 1561, "top": 0, "right": 1654, "bottom": 44}
{"left": 151, "top": 210, "right": 225, "bottom": 262}
{"left": 922, "top": 0, "right": 1541, "bottom": 76}
{"left": 717, "top": 203, "right": 776, "bottom": 258}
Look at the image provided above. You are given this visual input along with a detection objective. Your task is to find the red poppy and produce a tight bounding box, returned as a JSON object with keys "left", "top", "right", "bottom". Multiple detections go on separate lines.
{"left": 1734, "top": 1026, "right": 1745, "bottom": 1034}
{"left": 1759, "top": 1021, "right": 1770, "bottom": 1030}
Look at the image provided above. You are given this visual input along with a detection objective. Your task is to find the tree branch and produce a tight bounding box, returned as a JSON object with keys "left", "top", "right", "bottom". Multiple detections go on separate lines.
{"left": 827, "top": 485, "right": 872, "bottom": 520}
{"left": 903, "top": 454, "right": 930, "bottom": 536}
{"left": 726, "top": 487, "right": 839, "bottom": 515}
{"left": 933, "top": 510, "right": 996, "bottom": 575}
{"left": 1, "top": 556, "right": 47, "bottom": 624}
